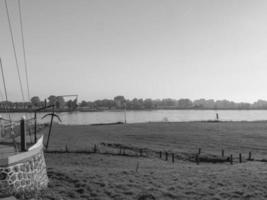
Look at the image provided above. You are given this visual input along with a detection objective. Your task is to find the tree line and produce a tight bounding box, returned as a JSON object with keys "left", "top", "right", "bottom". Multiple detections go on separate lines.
{"left": 0, "top": 95, "right": 77, "bottom": 111}
{"left": 79, "top": 96, "right": 267, "bottom": 110}
{"left": 1, "top": 95, "right": 267, "bottom": 111}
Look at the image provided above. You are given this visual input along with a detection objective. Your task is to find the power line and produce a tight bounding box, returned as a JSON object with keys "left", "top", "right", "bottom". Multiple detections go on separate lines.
{"left": 4, "top": 0, "right": 25, "bottom": 102}
{"left": 18, "top": 0, "right": 31, "bottom": 101}
{"left": 0, "top": 58, "right": 11, "bottom": 118}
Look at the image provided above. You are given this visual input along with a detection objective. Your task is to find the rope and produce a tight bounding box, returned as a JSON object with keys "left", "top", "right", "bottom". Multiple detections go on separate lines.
{"left": 0, "top": 59, "right": 11, "bottom": 119}
{"left": 4, "top": 0, "right": 25, "bottom": 102}
{"left": 17, "top": 0, "right": 34, "bottom": 137}
{"left": 0, "top": 60, "right": 11, "bottom": 125}
{"left": 0, "top": 58, "right": 18, "bottom": 151}
{"left": 17, "top": 0, "right": 31, "bottom": 101}
{"left": 0, "top": 87, "right": 4, "bottom": 101}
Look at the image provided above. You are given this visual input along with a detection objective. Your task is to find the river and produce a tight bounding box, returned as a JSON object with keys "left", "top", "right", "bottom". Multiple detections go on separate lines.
{"left": 1, "top": 110, "right": 267, "bottom": 125}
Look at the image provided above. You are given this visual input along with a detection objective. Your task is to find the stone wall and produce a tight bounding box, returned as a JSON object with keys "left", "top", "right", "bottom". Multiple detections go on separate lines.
{"left": 0, "top": 140, "right": 48, "bottom": 197}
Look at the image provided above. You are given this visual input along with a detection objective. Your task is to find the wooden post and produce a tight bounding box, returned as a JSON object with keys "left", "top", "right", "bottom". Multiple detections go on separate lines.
{"left": 159, "top": 151, "right": 162, "bottom": 158}
{"left": 239, "top": 153, "right": 242, "bottom": 163}
{"left": 165, "top": 152, "right": 168, "bottom": 161}
{"left": 65, "top": 145, "right": 69, "bottom": 152}
{"left": 248, "top": 152, "right": 252, "bottom": 160}
{"left": 230, "top": 154, "right": 233, "bottom": 165}
{"left": 139, "top": 149, "right": 143, "bottom": 156}
{"left": 172, "top": 153, "right": 175, "bottom": 163}
{"left": 124, "top": 102, "right": 127, "bottom": 124}
{"left": 221, "top": 149, "right": 224, "bottom": 157}
{"left": 45, "top": 106, "right": 55, "bottom": 149}
{"left": 198, "top": 148, "right": 201, "bottom": 154}
{"left": 34, "top": 112, "right": 37, "bottom": 143}
{"left": 196, "top": 154, "right": 199, "bottom": 165}
{"left": 94, "top": 144, "right": 97, "bottom": 153}
{"left": 20, "top": 117, "right": 26, "bottom": 152}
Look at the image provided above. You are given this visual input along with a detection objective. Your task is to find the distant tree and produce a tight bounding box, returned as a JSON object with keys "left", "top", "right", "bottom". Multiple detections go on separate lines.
{"left": 131, "top": 98, "right": 143, "bottom": 109}
{"left": 252, "top": 100, "right": 267, "bottom": 109}
{"left": 31, "top": 96, "right": 41, "bottom": 107}
{"left": 56, "top": 96, "right": 65, "bottom": 109}
{"left": 144, "top": 99, "right": 153, "bottom": 109}
{"left": 177, "top": 98, "right": 193, "bottom": 108}
{"left": 79, "top": 100, "right": 88, "bottom": 107}
{"left": 48, "top": 95, "right": 57, "bottom": 106}
{"left": 193, "top": 99, "right": 206, "bottom": 108}
{"left": 93, "top": 99, "right": 114, "bottom": 109}
{"left": 152, "top": 99, "right": 161, "bottom": 109}
{"left": 73, "top": 98, "right": 78, "bottom": 109}
{"left": 87, "top": 101, "right": 95, "bottom": 109}
{"left": 66, "top": 99, "right": 78, "bottom": 110}
{"left": 205, "top": 99, "right": 215, "bottom": 109}
{"left": 102, "top": 99, "right": 115, "bottom": 109}
{"left": 237, "top": 103, "right": 250, "bottom": 109}
{"left": 162, "top": 98, "right": 176, "bottom": 107}
{"left": 66, "top": 100, "right": 73, "bottom": 109}
{"left": 215, "top": 100, "right": 233, "bottom": 109}
{"left": 114, "top": 96, "right": 125, "bottom": 109}
{"left": 125, "top": 100, "right": 132, "bottom": 109}
{"left": 193, "top": 99, "right": 215, "bottom": 109}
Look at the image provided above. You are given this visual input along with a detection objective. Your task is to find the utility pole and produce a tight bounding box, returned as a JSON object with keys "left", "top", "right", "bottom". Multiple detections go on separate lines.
{"left": 124, "top": 102, "right": 127, "bottom": 124}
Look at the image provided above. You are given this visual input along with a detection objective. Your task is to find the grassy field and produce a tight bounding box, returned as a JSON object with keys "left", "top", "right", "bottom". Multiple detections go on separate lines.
{"left": 45, "top": 121, "right": 267, "bottom": 157}
{"left": 37, "top": 122, "right": 267, "bottom": 200}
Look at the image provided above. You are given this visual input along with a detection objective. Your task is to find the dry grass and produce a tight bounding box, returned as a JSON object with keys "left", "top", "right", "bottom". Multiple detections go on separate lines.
{"left": 35, "top": 122, "right": 267, "bottom": 199}
{"left": 44, "top": 122, "right": 267, "bottom": 158}
{"left": 40, "top": 153, "right": 267, "bottom": 200}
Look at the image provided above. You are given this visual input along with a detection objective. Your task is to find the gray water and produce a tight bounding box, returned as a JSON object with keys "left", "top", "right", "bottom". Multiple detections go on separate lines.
{"left": 1, "top": 110, "right": 267, "bottom": 125}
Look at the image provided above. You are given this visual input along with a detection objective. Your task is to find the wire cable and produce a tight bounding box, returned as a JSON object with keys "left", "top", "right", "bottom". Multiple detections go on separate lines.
{"left": 0, "top": 87, "right": 4, "bottom": 101}
{"left": 17, "top": 0, "right": 30, "bottom": 101}
{"left": 4, "top": 0, "right": 25, "bottom": 102}
{"left": 0, "top": 58, "right": 11, "bottom": 119}
{"left": 0, "top": 58, "right": 18, "bottom": 151}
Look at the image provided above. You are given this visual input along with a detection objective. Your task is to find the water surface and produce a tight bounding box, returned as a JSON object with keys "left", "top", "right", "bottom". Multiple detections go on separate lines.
{"left": 1, "top": 110, "right": 267, "bottom": 125}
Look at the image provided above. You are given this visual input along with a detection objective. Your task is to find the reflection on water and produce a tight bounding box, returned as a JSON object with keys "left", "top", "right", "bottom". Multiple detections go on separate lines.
{"left": 1, "top": 110, "right": 267, "bottom": 125}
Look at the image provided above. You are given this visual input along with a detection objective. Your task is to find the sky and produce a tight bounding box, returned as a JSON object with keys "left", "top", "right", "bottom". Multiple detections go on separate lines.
{"left": 0, "top": 0, "right": 267, "bottom": 102}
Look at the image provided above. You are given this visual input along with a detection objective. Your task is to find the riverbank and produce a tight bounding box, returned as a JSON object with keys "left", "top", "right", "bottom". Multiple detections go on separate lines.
{"left": 44, "top": 121, "right": 267, "bottom": 157}
{"left": 4, "top": 107, "right": 267, "bottom": 113}
{"left": 31, "top": 121, "right": 267, "bottom": 199}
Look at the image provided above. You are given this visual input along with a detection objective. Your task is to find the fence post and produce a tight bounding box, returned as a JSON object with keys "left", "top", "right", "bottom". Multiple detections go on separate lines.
{"left": 94, "top": 144, "right": 97, "bottom": 153}
{"left": 159, "top": 151, "right": 162, "bottom": 158}
{"left": 65, "top": 145, "right": 69, "bottom": 152}
{"left": 34, "top": 112, "right": 37, "bottom": 143}
{"left": 230, "top": 154, "right": 233, "bottom": 165}
{"left": 165, "top": 152, "right": 168, "bottom": 161}
{"left": 20, "top": 117, "right": 26, "bottom": 152}
{"left": 172, "top": 153, "right": 175, "bottom": 163}
{"left": 239, "top": 153, "right": 242, "bottom": 163}
{"left": 198, "top": 148, "right": 201, "bottom": 154}
{"left": 248, "top": 152, "right": 252, "bottom": 160}
{"left": 221, "top": 149, "right": 224, "bottom": 157}
{"left": 196, "top": 154, "right": 199, "bottom": 165}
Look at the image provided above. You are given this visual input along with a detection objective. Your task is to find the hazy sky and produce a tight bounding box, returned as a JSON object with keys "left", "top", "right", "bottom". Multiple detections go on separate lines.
{"left": 1, "top": 0, "right": 267, "bottom": 102}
